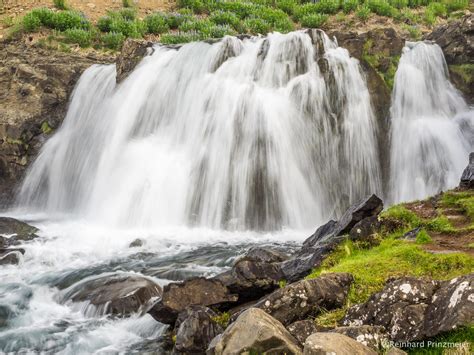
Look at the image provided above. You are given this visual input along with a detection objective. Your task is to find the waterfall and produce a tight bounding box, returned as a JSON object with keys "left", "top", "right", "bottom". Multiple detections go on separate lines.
{"left": 17, "top": 30, "right": 382, "bottom": 230}
{"left": 389, "top": 41, "right": 473, "bottom": 204}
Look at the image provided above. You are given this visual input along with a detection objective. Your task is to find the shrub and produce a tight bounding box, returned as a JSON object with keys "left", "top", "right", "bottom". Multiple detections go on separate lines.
{"left": 31, "top": 8, "right": 55, "bottom": 27}
{"left": 427, "top": 1, "right": 447, "bottom": 16}
{"left": 343, "top": 0, "right": 360, "bottom": 13}
{"left": 178, "top": 0, "right": 209, "bottom": 14}
{"left": 109, "top": 18, "right": 146, "bottom": 38}
{"left": 368, "top": 0, "right": 396, "bottom": 16}
{"left": 243, "top": 17, "right": 272, "bottom": 34}
{"left": 64, "top": 28, "right": 93, "bottom": 47}
{"left": 293, "top": 3, "right": 319, "bottom": 21}
{"left": 424, "top": 9, "right": 436, "bottom": 24}
{"left": 160, "top": 32, "right": 201, "bottom": 44}
{"left": 178, "top": 18, "right": 213, "bottom": 32}
{"left": 315, "top": 0, "right": 341, "bottom": 14}
{"left": 276, "top": 0, "right": 298, "bottom": 15}
{"left": 215, "top": 2, "right": 259, "bottom": 19}
{"left": 117, "top": 8, "right": 137, "bottom": 21}
{"left": 122, "top": 0, "right": 134, "bottom": 7}
{"left": 101, "top": 31, "right": 126, "bottom": 50}
{"left": 52, "top": 11, "right": 90, "bottom": 31}
{"left": 273, "top": 17, "right": 295, "bottom": 33}
{"left": 166, "top": 12, "right": 193, "bottom": 29}
{"left": 53, "top": 0, "right": 68, "bottom": 10}
{"left": 443, "top": 0, "right": 468, "bottom": 11}
{"left": 22, "top": 12, "right": 41, "bottom": 32}
{"left": 356, "top": 5, "right": 371, "bottom": 21}
{"left": 145, "top": 13, "right": 169, "bottom": 34}
{"left": 300, "top": 13, "right": 329, "bottom": 28}
{"left": 97, "top": 16, "right": 113, "bottom": 32}
{"left": 256, "top": 7, "right": 289, "bottom": 25}
{"left": 389, "top": 0, "right": 409, "bottom": 8}
{"left": 209, "top": 24, "right": 235, "bottom": 38}
{"left": 210, "top": 10, "right": 240, "bottom": 27}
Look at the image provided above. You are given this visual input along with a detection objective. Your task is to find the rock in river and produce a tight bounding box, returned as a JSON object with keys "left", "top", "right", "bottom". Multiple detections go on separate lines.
{"left": 60, "top": 272, "right": 162, "bottom": 317}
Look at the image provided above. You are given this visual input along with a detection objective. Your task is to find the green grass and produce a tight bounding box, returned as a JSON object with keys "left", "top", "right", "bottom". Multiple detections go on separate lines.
{"left": 426, "top": 215, "right": 455, "bottom": 233}
{"left": 441, "top": 191, "right": 474, "bottom": 219}
{"left": 380, "top": 205, "right": 422, "bottom": 229}
{"left": 415, "top": 229, "right": 432, "bottom": 244}
{"left": 12, "top": 0, "right": 472, "bottom": 47}
{"left": 308, "top": 237, "right": 474, "bottom": 305}
{"left": 211, "top": 311, "right": 230, "bottom": 328}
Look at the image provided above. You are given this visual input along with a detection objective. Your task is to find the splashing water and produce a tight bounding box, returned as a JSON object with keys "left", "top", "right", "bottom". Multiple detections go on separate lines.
{"left": 389, "top": 41, "right": 473, "bottom": 203}
{"left": 16, "top": 30, "right": 382, "bottom": 231}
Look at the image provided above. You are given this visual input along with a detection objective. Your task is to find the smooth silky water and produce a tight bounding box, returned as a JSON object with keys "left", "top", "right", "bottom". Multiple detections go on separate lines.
{"left": 0, "top": 32, "right": 472, "bottom": 353}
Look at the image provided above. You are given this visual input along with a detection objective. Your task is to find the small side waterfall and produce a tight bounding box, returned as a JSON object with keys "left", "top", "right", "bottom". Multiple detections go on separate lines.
{"left": 389, "top": 41, "right": 473, "bottom": 204}
{"left": 17, "top": 30, "right": 382, "bottom": 230}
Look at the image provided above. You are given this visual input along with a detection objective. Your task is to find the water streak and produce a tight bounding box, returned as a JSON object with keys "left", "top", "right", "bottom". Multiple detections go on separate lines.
{"left": 17, "top": 31, "right": 382, "bottom": 230}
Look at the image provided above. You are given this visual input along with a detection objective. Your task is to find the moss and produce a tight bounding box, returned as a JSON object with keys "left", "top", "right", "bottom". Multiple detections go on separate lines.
{"left": 212, "top": 312, "right": 230, "bottom": 328}
{"left": 426, "top": 216, "right": 455, "bottom": 233}
{"left": 449, "top": 64, "right": 474, "bottom": 86}
{"left": 278, "top": 280, "right": 287, "bottom": 288}
{"left": 380, "top": 205, "right": 422, "bottom": 230}
{"left": 362, "top": 39, "right": 400, "bottom": 90}
{"left": 315, "top": 307, "right": 346, "bottom": 328}
{"left": 41, "top": 121, "right": 53, "bottom": 134}
{"left": 441, "top": 191, "right": 474, "bottom": 219}
{"left": 307, "top": 237, "right": 474, "bottom": 305}
{"left": 415, "top": 229, "right": 432, "bottom": 244}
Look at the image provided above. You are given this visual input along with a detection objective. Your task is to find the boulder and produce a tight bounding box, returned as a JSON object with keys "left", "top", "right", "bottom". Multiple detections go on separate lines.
{"left": 343, "top": 274, "right": 474, "bottom": 342}
{"left": 212, "top": 247, "right": 287, "bottom": 304}
{"left": 129, "top": 238, "right": 144, "bottom": 248}
{"left": 303, "top": 332, "right": 377, "bottom": 355}
{"left": 174, "top": 305, "right": 223, "bottom": 354}
{"left": 331, "top": 325, "right": 388, "bottom": 351}
{"left": 116, "top": 39, "right": 154, "bottom": 83}
{"left": 422, "top": 274, "right": 474, "bottom": 338}
{"left": 386, "top": 347, "right": 408, "bottom": 355}
{"left": 349, "top": 216, "right": 381, "bottom": 244}
{"left": 60, "top": 273, "right": 162, "bottom": 317}
{"left": 148, "top": 278, "right": 237, "bottom": 325}
{"left": 234, "top": 273, "right": 353, "bottom": 326}
{"left": 282, "top": 195, "right": 383, "bottom": 282}
{"left": 287, "top": 320, "right": 321, "bottom": 345}
{"left": 460, "top": 152, "right": 474, "bottom": 188}
{"left": 0, "top": 248, "right": 24, "bottom": 265}
{"left": 207, "top": 308, "right": 302, "bottom": 355}
{"left": 0, "top": 217, "right": 39, "bottom": 246}
{"left": 424, "top": 14, "right": 473, "bottom": 65}
{"left": 402, "top": 227, "right": 421, "bottom": 241}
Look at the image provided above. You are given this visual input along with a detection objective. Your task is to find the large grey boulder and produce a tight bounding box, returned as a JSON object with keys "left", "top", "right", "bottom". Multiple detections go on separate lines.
{"left": 282, "top": 195, "right": 383, "bottom": 282}
{"left": 287, "top": 320, "right": 321, "bottom": 345}
{"left": 207, "top": 308, "right": 302, "bottom": 355}
{"left": 148, "top": 278, "right": 237, "bottom": 325}
{"left": 174, "top": 305, "right": 223, "bottom": 354}
{"left": 60, "top": 273, "right": 162, "bottom": 317}
{"left": 233, "top": 273, "right": 353, "bottom": 326}
{"left": 303, "top": 332, "right": 377, "bottom": 355}
{"left": 343, "top": 274, "right": 474, "bottom": 342}
{"left": 0, "top": 217, "right": 39, "bottom": 246}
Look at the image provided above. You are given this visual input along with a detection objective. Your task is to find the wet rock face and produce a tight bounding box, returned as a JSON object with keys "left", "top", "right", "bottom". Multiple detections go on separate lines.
{"left": 0, "top": 42, "right": 113, "bottom": 206}
{"left": 424, "top": 14, "right": 473, "bottom": 66}
{"left": 148, "top": 278, "right": 237, "bottom": 325}
{"left": 460, "top": 152, "right": 474, "bottom": 188}
{"left": 343, "top": 274, "right": 474, "bottom": 342}
{"left": 174, "top": 305, "right": 223, "bottom": 354}
{"left": 0, "top": 217, "right": 39, "bottom": 246}
{"left": 282, "top": 195, "right": 383, "bottom": 282}
{"left": 0, "top": 248, "right": 24, "bottom": 265}
{"left": 60, "top": 273, "right": 162, "bottom": 317}
{"left": 234, "top": 273, "right": 353, "bottom": 326}
{"left": 115, "top": 39, "right": 154, "bottom": 83}
{"left": 208, "top": 308, "right": 302, "bottom": 355}
{"left": 303, "top": 332, "right": 377, "bottom": 355}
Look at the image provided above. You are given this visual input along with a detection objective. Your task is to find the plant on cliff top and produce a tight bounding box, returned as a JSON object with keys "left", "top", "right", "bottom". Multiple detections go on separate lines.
{"left": 53, "top": 0, "right": 68, "bottom": 10}
{"left": 300, "top": 13, "right": 329, "bottom": 28}
{"left": 64, "top": 28, "right": 94, "bottom": 47}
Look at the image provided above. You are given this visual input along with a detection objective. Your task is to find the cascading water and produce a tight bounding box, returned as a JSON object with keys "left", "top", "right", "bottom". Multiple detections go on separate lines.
{"left": 16, "top": 30, "right": 382, "bottom": 231}
{"left": 389, "top": 41, "right": 473, "bottom": 204}
{"left": 3, "top": 32, "right": 472, "bottom": 354}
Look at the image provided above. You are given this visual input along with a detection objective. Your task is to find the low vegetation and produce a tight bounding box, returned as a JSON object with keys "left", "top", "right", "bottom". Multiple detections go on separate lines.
{"left": 5, "top": 0, "right": 471, "bottom": 49}
{"left": 307, "top": 189, "right": 474, "bottom": 351}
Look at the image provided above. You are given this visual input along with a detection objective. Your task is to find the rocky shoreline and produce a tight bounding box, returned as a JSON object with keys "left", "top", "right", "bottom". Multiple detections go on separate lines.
{"left": 1, "top": 157, "right": 473, "bottom": 354}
